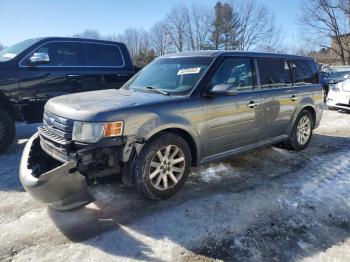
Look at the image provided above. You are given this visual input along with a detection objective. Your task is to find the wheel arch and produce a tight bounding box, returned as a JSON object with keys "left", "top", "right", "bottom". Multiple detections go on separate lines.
{"left": 301, "top": 105, "right": 316, "bottom": 128}
{"left": 144, "top": 127, "right": 199, "bottom": 167}
{"left": 122, "top": 126, "right": 200, "bottom": 186}
{"left": 288, "top": 103, "right": 317, "bottom": 137}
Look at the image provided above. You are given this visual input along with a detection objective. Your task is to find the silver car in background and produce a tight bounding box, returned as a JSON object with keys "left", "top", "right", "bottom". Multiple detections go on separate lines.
{"left": 327, "top": 79, "right": 350, "bottom": 111}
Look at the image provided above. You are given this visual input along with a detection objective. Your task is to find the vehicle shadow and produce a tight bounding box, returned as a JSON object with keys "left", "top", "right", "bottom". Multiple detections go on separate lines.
{"left": 0, "top": 123, "right": 39, "bottom": 192}
{"left": 48, "top": 133, "right": 350, "bottom": 261}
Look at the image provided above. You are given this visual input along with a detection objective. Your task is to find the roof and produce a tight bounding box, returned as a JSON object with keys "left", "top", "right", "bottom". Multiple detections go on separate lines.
{"left": 163, "top": 50, "right": 313, "bottom": 60}
{"left": 35, "top": 36, "right": 124, "bottom": 46}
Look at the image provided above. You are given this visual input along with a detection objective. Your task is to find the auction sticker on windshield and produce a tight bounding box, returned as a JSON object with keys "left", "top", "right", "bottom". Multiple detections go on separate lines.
{"left": 177, "top": 67, "right": 201, "bottom": 75}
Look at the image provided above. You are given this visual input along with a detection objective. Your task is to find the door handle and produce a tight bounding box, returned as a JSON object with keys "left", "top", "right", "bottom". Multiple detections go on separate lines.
{"left": 247, "top": 101, "right": 259, "bottom": 108}
{"left": 290, "top": 95, "right": 298, "bottom": 101}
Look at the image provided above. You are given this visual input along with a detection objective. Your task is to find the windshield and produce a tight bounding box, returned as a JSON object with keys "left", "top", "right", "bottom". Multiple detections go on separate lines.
{"left": 0, "top": 38, "right": 41, "bottom": 62}
{"left": 123, "top": 57, "right": 213, "bottom": 95}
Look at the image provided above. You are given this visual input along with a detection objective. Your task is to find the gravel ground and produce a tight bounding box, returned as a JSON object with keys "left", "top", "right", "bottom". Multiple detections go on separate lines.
{"left": 1, "top": 109, "right": 350, "bottom": 262}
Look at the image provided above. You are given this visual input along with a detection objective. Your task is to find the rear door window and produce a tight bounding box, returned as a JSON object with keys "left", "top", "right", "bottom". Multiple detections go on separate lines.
{"left": 85, "top": 43, "right": 124, "bottom": 67}
{"left": 257, "top": 58, "right": 292, "bottom": 88}
{"left": 25, "top": 41, "right": 85, "bottom": 66}
{"left": 290, "top": 59, "right": 318, "bottom": 85}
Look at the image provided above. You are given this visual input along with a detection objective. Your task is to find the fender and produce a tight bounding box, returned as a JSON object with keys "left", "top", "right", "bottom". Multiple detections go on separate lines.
{"left": 287, "top": 96, "right": 317, "bottom": 137}
{"left": 121, "top": 123, "right": 201, "bottom": 186}
{"left": 136, "top": 123, "right": 200, "bottom": 154}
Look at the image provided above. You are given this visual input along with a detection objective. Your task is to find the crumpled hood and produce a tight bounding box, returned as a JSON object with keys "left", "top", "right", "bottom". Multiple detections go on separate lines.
{"left": 45, "top": 89, "right": 175, "bottom": 121}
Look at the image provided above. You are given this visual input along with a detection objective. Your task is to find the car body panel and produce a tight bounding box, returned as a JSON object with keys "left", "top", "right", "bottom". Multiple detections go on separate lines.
{"left": 327, "top": 80, "right": 350, "bottom": 110}
{"left": 203, "top": 90, "right": 261, "bottom": 157}
{"left": 19, "top": 133, "right": 94, "bottom": 210}
{"left": 19, "top": 51, "right": 324, "bottom": 210}
{"left": 0, "top": 37, "right": 135, "bottom": 123}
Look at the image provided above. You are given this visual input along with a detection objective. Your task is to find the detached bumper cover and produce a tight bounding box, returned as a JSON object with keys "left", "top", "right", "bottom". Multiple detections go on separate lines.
{"left": 19, "top": 132, "right": 94, "bottom": 211}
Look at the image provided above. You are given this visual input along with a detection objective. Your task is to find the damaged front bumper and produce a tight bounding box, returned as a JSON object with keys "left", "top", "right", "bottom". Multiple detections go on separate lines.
{"left": 19, "top": 132, "right": 94, "bottom": 211}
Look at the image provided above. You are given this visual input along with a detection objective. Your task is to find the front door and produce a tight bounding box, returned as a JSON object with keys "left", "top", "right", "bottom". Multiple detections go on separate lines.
{"left": 203, "top": 57, "right": 262, "bottom": 160}
{"left": 19, "top": 41, "right": 85, "bottom": 122}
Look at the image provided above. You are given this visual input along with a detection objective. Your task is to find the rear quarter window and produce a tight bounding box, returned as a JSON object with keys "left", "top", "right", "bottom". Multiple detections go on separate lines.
{"left": 257, "top": 58, "right": 292, "bottom": 88}
{"left": 85, "top": 43, "right": 124, "bottom": 67}
{"left": 290, "top": 59, "right": 318, "bottom": 85}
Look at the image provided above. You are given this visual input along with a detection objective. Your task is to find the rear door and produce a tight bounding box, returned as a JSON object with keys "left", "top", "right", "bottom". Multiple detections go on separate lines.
{"left": 203, "top": 57, "right": 262, "bottom": 159}
{"left": 82, "top": 42, "right": 132, "bottom": 91}
{"left": 19, "top": 41, "right": 85, "bottom": 122}
{"left": 256, "top": 57, "right": 296, "bottom": 141}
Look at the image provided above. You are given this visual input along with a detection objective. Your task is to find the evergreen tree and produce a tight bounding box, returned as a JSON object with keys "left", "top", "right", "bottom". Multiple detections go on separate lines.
{"left": 209, "top": 2, "right": 224, "bottom": 49}
{"left": 209, "top": 1, "right": 240, "bottom": 50}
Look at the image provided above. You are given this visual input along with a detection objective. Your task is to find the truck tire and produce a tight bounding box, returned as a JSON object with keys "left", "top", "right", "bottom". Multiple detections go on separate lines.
{"left": 134, "top": 132, "right": 191, "bottom": 200}
{"left": 283, "top": 110, "right": 313, "bottom": 151}
{"left": 0, "top": 109, "right": 15, "bottom": 153}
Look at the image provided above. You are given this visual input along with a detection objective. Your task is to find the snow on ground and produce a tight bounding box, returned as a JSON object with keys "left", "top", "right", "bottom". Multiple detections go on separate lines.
{"left": 1, "top": 109, "right": 350, "bottom": 261}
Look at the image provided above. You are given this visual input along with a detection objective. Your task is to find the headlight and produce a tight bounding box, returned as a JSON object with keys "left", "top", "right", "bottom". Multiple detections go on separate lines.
{"left": 72, "top": 121, "right": 124, "bottom": 143}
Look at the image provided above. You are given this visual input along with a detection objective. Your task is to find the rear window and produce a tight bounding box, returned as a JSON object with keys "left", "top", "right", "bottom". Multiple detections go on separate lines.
{"left": 257, "top": 58, "right": 292, "bottom": 88}
{"left": 85, "top": 43, "right": 124, "bottom": 67}
{"left": 290, "top": 59, "right": 318, "bottom": 85}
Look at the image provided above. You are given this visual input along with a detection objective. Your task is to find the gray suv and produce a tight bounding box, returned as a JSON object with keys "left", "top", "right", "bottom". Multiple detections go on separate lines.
{"left": 19, "top": 51, "right": 323, "bottom": 210}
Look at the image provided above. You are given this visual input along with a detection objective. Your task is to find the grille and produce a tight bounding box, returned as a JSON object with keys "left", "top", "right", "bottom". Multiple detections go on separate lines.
{"left": 40, "top": 111, "right": 74, "bottom": 145}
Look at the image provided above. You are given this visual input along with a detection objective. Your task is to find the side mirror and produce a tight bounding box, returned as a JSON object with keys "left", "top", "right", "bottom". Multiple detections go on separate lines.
{"left": 209, "top": 84, "right": 237, "bottom": 96}
{"left": 28, "top": 52, "right": 50, "bottom": 65}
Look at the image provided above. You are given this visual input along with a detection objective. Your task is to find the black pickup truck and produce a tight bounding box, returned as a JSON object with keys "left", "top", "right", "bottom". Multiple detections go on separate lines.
{"left": 0, "top": 37, "right": 135, "bottom": 152}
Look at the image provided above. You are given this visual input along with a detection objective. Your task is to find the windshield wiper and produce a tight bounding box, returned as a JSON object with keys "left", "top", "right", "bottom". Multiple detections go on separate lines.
{"left": 145, "top": 86, "right": 171, "bottom": 96}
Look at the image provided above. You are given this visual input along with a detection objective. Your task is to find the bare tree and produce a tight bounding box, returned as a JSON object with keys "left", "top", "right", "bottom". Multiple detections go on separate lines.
{"left": 256, "top": 14, "right": 284, "bottom": 52}
{"left": 150, "top": 21, "right": 169, "bottom": 56}
{"left": 116, "top": 28, "right": 148, "bottom": 58}
{"left": 184, "top": 3, "right": 213, "bottom": 50}
{"left": 337, "top": 0, "right": 350, "bottom": 18}
{"left": 116, "top": 27, "right": 155, "bottom": 66}
{"left": 237, "top": 0, "right": 271, "bottom": 50}
{"left": 164, "top": 6, "right": 189, "bottom": 52}
{"left": 72, "top": 29, "right": 102, "bottom": 40}
{"left": 299, "top": 0, "right": 350, "bottom": 64}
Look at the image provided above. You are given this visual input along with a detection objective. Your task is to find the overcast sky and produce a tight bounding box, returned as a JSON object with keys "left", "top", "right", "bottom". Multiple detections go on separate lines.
{"left": 0, "top": 0, "right": 302, "bottom": 47}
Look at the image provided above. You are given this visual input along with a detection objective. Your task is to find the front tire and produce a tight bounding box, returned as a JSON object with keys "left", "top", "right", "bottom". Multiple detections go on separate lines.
{"left": 283, "top": 110, "right": 313, "bottom": 151}
{"left": 0, "top": 109, "right": 15, "bottom": 153}
{"left": 134, "top": 132, "right": 191, "bottom": 200}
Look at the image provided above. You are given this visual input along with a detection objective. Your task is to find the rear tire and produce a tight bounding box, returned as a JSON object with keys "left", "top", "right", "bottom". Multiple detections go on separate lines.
{"left": 283, "top": 110, "right": 313, "bottom": 151}
{"left": 134, "top": 132, "right": 191, "bottom": 200}
{"left": 0, "top": 109, "right": 15, "bottom": 153}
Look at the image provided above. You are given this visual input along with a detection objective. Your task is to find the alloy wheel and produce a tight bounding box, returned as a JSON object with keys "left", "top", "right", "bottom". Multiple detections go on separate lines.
{"left": 296, "top": 115, "right": 311, "bottom": 145}
{"left": 149, "top": 145, "right": 186, "bottom": 191}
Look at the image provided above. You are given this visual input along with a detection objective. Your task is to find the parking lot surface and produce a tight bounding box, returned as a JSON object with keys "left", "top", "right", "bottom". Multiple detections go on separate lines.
{"left": 1, "top": 109, "right": 350, "bottom": 262}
